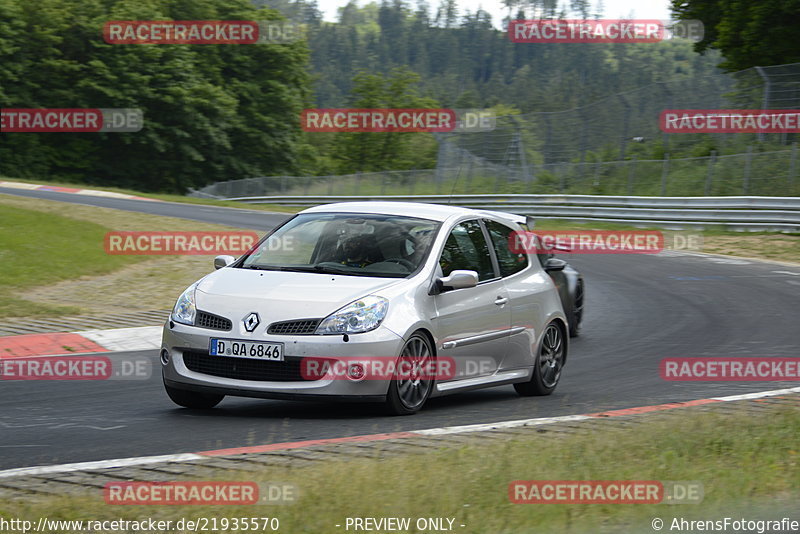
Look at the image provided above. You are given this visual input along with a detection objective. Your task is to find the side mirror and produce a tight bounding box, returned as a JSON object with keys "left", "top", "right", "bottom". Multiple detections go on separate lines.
{"left": 525, "top": 216, "right": 536, "bottom": 230}
{"left": 543, "top": 258, "right": 567, "bottom": 272}
{"left": 437, "top": 270, "right": 479, "bottom": 292}
{"left": 214, "top": 255, "right": 235, "bottom": 270}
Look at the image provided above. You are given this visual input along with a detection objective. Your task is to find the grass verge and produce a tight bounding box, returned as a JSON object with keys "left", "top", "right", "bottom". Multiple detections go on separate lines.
{"left": 1, "top": 406, "right": 797, "bottom": 533}
{"left": 0, "top": 195, "right": 265, "bottom": 319}
{"left": 0, "top": 204, "right": 140, "bottom": 317}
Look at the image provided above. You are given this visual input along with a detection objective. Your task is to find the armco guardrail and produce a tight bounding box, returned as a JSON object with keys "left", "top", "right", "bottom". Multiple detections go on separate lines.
{"left": 223, "top": 194, "right": 800, "bottom": 231}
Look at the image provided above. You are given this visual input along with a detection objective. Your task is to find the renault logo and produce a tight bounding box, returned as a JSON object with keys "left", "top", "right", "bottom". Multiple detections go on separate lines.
{"left": 243, "top": 312, "right": 260, "bottom": 332}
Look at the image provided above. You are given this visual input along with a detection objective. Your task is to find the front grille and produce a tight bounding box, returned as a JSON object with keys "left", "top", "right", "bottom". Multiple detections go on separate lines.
{"left": 267, "top": 319, "right": 321, "bottom": 335}
{"left": 196, "top": 311, "right": 232, "bottom": 331}
{"left": 183, "top": 351, "right": 320, "bottom": 382}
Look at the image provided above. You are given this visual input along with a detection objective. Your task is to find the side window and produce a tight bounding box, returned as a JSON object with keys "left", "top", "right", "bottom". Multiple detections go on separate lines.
{"left": 439, "top": 220, "right": 496, "bottom": 281}
{"left": 485, "top": 220, "right": 529, "bottom": 277}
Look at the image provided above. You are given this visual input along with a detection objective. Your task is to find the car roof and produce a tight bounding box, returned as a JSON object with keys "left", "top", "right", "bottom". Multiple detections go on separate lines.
{"left": 299, "top": 201, "right": 523, "bottom": 225}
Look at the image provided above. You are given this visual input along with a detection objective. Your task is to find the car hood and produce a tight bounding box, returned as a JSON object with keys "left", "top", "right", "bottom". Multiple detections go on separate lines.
{"left": 195, "top": 268, "right": 401, "bottom": 329}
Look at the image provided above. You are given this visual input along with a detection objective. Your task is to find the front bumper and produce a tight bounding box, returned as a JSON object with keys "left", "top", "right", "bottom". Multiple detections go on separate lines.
{"left": 161, "top": 321, "right": 405, "bottom": 400}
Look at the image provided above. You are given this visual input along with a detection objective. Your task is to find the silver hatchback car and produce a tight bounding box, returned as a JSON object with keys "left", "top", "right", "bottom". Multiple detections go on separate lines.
{"left": 161, "top": 202, "right": 569, "bottom": 415}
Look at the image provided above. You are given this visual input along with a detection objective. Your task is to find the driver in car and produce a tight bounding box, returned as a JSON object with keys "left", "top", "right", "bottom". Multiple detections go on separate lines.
{"left": 339, "top": 235, "right": 377, "bottom": 268}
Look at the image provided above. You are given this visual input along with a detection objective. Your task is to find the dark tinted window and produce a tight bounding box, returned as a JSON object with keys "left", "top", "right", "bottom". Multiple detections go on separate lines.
{"left": 485, "top": 220, "right": 529, "bottom": 277}
{"left": 439, "top": 220, "right": 496, "bottom": 281}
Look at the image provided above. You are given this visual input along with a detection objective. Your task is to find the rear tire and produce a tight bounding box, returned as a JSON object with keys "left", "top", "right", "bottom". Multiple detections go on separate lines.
{"left": 568, "top": 280, "right": 584, "bottom": 338}
{"left": 165, "top": 383, "right": 224, "bottom": 409}
{"left": 514, "top": 322, "right": 565, "bottom": 396}
{"left": 385, "top": 333, "right": 434, "bottom": 415}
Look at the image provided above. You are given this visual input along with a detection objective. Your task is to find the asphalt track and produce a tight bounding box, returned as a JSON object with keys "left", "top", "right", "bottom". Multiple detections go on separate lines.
{"left": 1, "top": 187, "right": 799, "bottom": 469}
{"left": 0, "top": 186, "right": 288, "bottom": 231}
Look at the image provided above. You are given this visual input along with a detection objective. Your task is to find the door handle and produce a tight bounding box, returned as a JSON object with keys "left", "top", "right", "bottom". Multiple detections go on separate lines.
{"left": 494, "top": 296, "right": 508, "bottom": 305}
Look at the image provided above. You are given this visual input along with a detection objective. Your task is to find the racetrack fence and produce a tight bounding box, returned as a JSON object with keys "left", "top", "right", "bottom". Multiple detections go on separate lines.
{"left": 189, "top": 146, "right": 798, "bottom": 199}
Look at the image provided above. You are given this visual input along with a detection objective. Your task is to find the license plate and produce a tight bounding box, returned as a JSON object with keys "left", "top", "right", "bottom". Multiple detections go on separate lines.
{"left": 210, "top": 339, "right": 284, "bottom": 361}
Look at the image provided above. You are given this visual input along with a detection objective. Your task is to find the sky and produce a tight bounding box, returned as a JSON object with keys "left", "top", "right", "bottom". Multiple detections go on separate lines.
{"left": 314, "top": 0, "right": 674, "bottom": 28}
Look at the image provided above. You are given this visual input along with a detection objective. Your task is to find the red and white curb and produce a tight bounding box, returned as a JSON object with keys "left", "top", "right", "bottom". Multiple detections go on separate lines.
{"left": 0, "top": 326, "right": 162, "bottom": 359}
{"left": 1, "top": 386, "right": 797, "bottom": 480}
{"left": 0, "top": 180, "right": 157, "bottom": 202}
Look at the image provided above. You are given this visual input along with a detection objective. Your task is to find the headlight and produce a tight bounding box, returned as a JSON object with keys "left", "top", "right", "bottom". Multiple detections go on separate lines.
{"left": 316, "top": 296, "right": 388, "bottom": 335}
{"left": 171, "top": 283, "right": 198, "bottom": 326}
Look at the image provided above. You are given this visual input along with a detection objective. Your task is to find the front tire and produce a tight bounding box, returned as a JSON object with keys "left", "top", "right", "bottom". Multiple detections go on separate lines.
{"left": 514, "top": 322, "right": 565, "bottom": 396}
{"left": 385, "top": 333, "right": 434, "bottom": 415}
{"left": 165, "top": 383, "right": 224, "bottom": 409}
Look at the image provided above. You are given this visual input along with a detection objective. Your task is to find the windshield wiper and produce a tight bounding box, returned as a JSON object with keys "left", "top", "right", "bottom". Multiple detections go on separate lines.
{"left": 310, "top": 263, "right": 357, "bottom": 275}
{"left": 241, "top": 264, "right": 308, "bottom": 272}
{"left": 241, "top": 264, "right": 344, "bottom": 274}
{"left": 242, "top": 263, "right": 389, "bottom": 276}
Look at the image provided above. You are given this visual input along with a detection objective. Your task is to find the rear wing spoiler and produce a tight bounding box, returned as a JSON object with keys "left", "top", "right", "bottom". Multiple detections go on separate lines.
{"left": 476, "top": 210, "right": 536, "bottom": 230}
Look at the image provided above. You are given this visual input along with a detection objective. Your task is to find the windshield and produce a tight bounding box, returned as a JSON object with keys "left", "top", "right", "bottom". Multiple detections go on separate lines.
{"left": 240, "top": 212, "right": 440, "bottom": 278}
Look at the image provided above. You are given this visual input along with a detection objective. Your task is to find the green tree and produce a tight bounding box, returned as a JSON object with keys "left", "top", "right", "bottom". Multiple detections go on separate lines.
{"left": 670, "top": 0, "right": 800, "bottom": 71}
{"left": 0, "top": 0, "right": 311, "bottom": 192}
{"left": 332, "top": 67, "right": 439, "bottom": 173}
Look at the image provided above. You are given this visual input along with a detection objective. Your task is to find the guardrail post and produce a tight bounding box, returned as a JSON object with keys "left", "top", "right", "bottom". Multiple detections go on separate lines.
{"left": 627, "top": 156, "right": 637, "bottom": 195}
{"left": 660, "top": 153, "right": 670, "bottom": 196}
{"left": 355, "top": 171, "right": 361, "bottom": 196}
{"left": 327, "top": 175, "right": 334, "bottom": 195}
{"left": 543, "top": 115, "right": 552, "bottom": 164}
{"left": 755, "top": 66, "right": 770, "bottom": 143}
{"left": 743, "top": 145, "right": 753, "bottom": 194}
{"left": 464, "top": 160, "right": 474, "bottom": 194}
{"left": 789, "top": 142, "right": 798, "bottom": 188}
{"left": 593, "top": 161, "right": 601, "bottom": 188}
{"left": 618, "top": 95, "right": 631, "bottom": 160}
{"left": 705, "top": 150, "right": 717, "bottom": 195}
